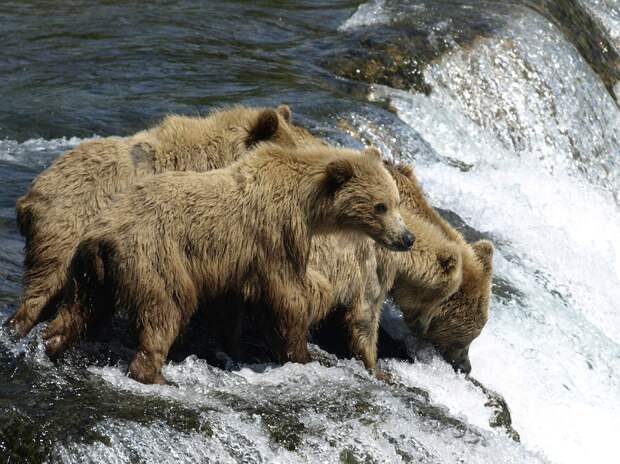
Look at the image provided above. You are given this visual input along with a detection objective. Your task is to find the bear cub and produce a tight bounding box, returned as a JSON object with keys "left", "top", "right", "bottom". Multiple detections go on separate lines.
{"left": 43, "top": 144, "right": 412, "bottom": 384}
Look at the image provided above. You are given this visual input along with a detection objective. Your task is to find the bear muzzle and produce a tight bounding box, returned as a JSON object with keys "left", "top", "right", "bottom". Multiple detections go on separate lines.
{"left": 387, "top": 229, "right": 415, "bottom": 252}
{"left": 451, "top": 356, "right": 472, "bottom": 375}
{"left": 442, "top": 347, "right": 472, "bottom": 375}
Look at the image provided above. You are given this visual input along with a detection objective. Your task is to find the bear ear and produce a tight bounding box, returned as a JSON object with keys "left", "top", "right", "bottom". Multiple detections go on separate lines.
{"left": 362, "top": 146, "right": 382, "bottom": 161}
{"left": 246, "top": 109, "right": 280, "bottom": 147}
{"left": 276, "top": 104, "right": 292, "bottom": 123}
{"left": 325, "top": 158, "right": 354, "bottom": 188}
{"left": 473, "top": 240, "right": 494, "bottom": 273}
{"left": 396, "top": 163, "right": 414, "bottom": 179}
{"left": 438, "top": 247, "right": 461, "bottom": 274}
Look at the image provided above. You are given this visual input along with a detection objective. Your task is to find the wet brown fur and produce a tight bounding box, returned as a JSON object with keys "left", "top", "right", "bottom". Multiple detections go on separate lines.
{"left": 385, "top": 161, "right": 494, "bottom": 372}
{"left": 42, "top": 144, "right": 407, "bottom": 384}
{"left": 307, "top": 213, "right": 463, "bottom": 370}
{"left": 229, "top": 160, "right": 491, "bottom": 372}
{"left": 7, "top": 105, "right": 316, "bottom": 336}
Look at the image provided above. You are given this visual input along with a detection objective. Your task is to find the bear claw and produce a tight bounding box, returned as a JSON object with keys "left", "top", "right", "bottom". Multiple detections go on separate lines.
{"left": 3, "top": 314, "right": 34, "bottom": 338}
{"left": 128, "top": 368, "right": 168, "bottom": 385}
{"left": 44, "top": 334, "right": 67, "bottom": 359}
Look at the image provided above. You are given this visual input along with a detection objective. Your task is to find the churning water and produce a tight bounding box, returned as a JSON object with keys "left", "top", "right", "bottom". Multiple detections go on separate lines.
{"left": 1, "top": 1, "right": 618, "bottom": 463}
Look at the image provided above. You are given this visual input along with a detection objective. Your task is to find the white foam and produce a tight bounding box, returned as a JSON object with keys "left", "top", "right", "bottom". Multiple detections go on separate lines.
{"left": 84, "top": 352, "right": 542, "bottom": 463}
{"left": 339, "top": 0, "right": 389, "bottom": 31}
{"left": 54, "top": 419, "right": 240, "bottom": 464}
{"left": 362, "top": 7, "right": 620, "bottom": 464}
{"left": 0, "top": 136, "right": 94, "bottom": 169}
{"left": 340, "top": 0, "right": 432, "bottom": 32}
{"left": 578, "top": 0, "right": 620, "bottom": 50}
{"left": 386, "top": 357, "right": 495, "bottom": 432}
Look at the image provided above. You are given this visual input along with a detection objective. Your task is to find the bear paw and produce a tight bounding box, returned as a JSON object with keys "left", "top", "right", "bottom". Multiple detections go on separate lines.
{"left": 128, "top": 352, "right": 168, "bottom": 385}
{"left": 3, "top": 312, "right": 35, "bottom": 338}
{"left": 44, "top": 333, "right": 69, "bottom": 360}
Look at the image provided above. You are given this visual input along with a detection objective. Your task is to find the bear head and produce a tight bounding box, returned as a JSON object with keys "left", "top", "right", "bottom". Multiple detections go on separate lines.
{"left": 422, "top": 240, "right": 494, "bottom": 374}
{"left": 245, "top": 104, "right": 321, "bottom": 149}
{"left": 382, "top": 160, "right": 494, "bottom": 374}
{"left": 322, "top": 146, "right": 415, "bottom": 252}
{"left": 390, "top": 214, "right": 464, "bottom": 333}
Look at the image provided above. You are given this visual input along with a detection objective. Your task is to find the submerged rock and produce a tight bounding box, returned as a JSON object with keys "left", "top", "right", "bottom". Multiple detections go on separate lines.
{"left": 0, "top": 347, "right": 214, "bottom": 463}
{"left": 375, "top": 323, "right": 522, "bottom": 443}
{"left": 467, "top": 377, "right": 521, "bottom": 442}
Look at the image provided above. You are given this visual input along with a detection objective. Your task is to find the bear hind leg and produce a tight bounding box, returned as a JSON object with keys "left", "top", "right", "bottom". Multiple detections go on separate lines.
{"left": 128, "top": 290, "right": 185, "bottom": 385}
{"left": 6, "top": 270, "right": 66, "bottom": 337}
{"left": 43, "top": 239, "right": 115, "bottom": 358}
{"left": 6, "top": 231, "right": 74, "bottom": 336}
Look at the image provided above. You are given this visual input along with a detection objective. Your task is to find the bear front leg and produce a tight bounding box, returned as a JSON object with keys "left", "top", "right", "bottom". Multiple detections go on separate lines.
{"left": 279, "top": 321, "right": 313, "bottom": 364}
{"left": 272, "top": 269, "right": 336, "bottom": 365}
{"left": 5, "top": 297, "right": 48, "bottom": 337}
{"left": 269, "top": 286, "right": 313, "bottom": 364}
{"left": 347, "top": 300, "right": 382, "bottom": 370}
{"left": 128, "top": 295, "right": 184, "bottom": 385}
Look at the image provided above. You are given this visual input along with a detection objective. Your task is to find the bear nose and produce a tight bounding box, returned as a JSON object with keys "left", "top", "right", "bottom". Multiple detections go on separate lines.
{"left": 453, "top": 357, "right": 472, "bottom": 375}
{"left": 401, "top": 231, "right": 415, "bottom": 250}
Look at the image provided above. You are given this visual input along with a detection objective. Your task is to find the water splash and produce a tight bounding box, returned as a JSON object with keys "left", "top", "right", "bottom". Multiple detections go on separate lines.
{"left": 343, "top": 5, "right": 620, "bottom": 463}
{"left": 0, "top": 136, "right": 94, "bottom": 170}
{"left": 579, "top": 0, "right": 620, "bottom": 51}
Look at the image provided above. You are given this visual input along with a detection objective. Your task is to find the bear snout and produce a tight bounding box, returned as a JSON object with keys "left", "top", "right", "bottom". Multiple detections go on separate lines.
{"left": 401, "top": 230, "right": 415, "bottom": 250}
{"left": 442, "top": 347, "right": 472, "bottom": 375}
{"left": 388, "top": 229, "right": 415, "bottom": 252}
{"left": 452, "top": 356, "right": 472, "bottom": 375}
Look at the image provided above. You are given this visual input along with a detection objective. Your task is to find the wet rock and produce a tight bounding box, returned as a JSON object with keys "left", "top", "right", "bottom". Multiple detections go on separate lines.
{"left": 335, "top": 108, "right": 441, "bottom": 165}
{"left": 214, "top": 381, "right": 388, "bottom": 454}
{"left": 467, "top": 377, "right": 521, "bottom": 442}
{"left": 328, "top": 34, "right": 435, "bottom": 95}
{"left": 326, "top": 1, "right": 513, "bottom": 94}
{"left": 0, "top": 349, "right": 213, "bottom": 462}
{"left": 524, "top": 0, "right": 620, "bottom": 101}
{"left": 436, "top": 207, "right": 490, "bottom": 243}
{"left": 375, "top": 324, "right": 522, "bottom": 443}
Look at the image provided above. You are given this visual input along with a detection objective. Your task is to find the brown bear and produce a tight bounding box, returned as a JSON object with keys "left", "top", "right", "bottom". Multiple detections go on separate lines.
{"left": 226, "top": 210, "right": 462, "bottom": 371}
{"left": 314, "top": 212, "right": 463, "bottom": 370}
{"left": 6, "top": 105, "right": 317, "bottom": 337}
{"left": 421, "top": 240, "right": 493, "bottom": 374}
{"left": 226, "top": 160, "right": 491, "bottom": 374}
{"left": 42, "top": 144, "right": 413, "bottom": 384}
{"left": 384, "top": 161, "right": 494, "bottom": 374}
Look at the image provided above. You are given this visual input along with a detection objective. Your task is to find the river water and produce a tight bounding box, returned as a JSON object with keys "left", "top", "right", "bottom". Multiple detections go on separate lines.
{"left": 1, "top": 1, "right": 619, "bottom": 463}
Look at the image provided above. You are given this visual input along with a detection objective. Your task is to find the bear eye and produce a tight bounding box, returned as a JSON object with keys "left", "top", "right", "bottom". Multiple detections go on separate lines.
{"left": 374, "top": 203, "right": 387, "bottom": 214}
